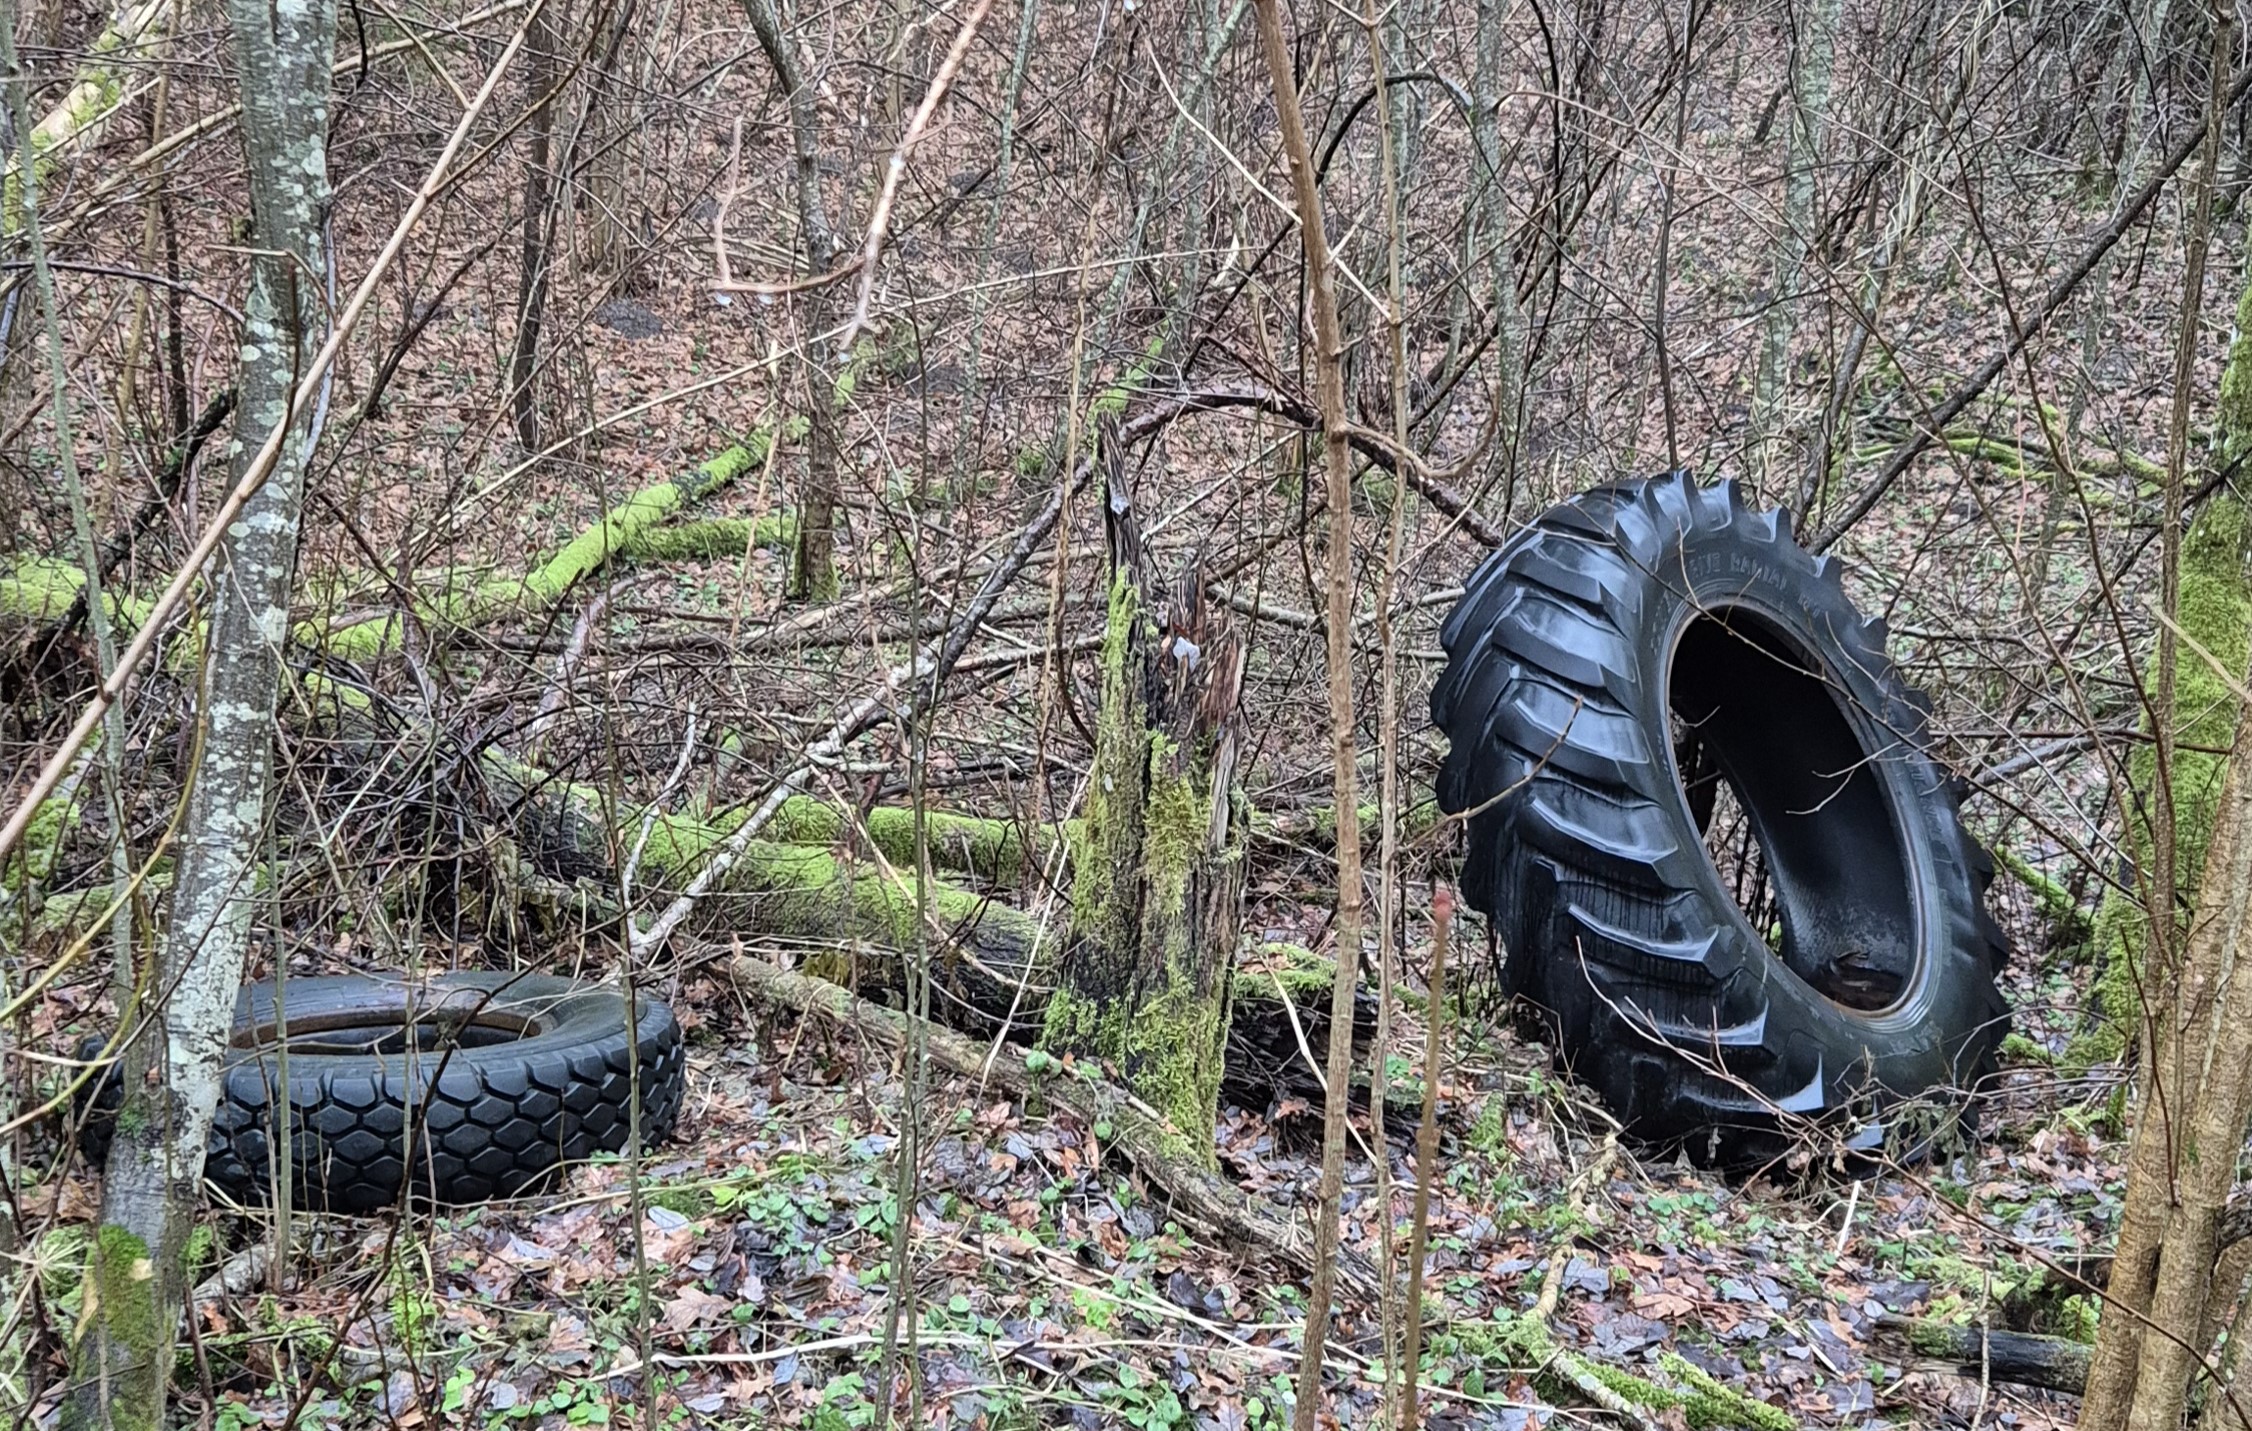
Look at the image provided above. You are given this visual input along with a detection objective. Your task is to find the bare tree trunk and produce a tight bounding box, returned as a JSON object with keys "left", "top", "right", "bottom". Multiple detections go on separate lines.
{"left": 57, "top": 0, "right": 333, "bottom": 1420}
{"left": 2081, "top": 17, "right": 2248, "bottom": 1421}
{"left": 1042, "top": 445, "right": 1246, "bottom": 1157}
{"left": 2123, "top": 754, "right": 2252, "bottom": 1427}
{"left": 742, "top": 0, "right": 845, "bottom": 603}
{"left": 1471, "top": 0, "right": 1525, "bottom": 488}
{"left": 2080, "top": 692, "right": 2252, "bottom": 1431}
{"left": 1752, "top": 0, "right": 1839, "bottom": 490}
{"left": 508, "top": 0, "right": 562, "bottom": 450}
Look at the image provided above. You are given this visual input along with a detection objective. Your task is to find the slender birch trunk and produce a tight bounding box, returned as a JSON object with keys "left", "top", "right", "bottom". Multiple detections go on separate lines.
{"left": 508, "top": 0, "right": 562, "bottom": 450}
{"left": 1471, "top": 0, "right": 1525, "bottom": 497}
{"left": 58, "top": 0, "right": 334, "bottom": 1422}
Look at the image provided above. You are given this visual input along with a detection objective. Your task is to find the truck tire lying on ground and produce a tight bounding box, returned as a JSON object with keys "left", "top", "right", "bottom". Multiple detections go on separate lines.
{"left": 1430, "top": 472, "right": 2009, "bottom": 1164}
{"left": 83, "top": 973, "right": 684, "bottom": 1212}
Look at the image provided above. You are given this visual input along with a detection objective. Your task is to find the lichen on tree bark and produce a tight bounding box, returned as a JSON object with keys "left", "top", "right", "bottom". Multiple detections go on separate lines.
{"left": 58, "top": 0, "right": 336, "bottom": 1421}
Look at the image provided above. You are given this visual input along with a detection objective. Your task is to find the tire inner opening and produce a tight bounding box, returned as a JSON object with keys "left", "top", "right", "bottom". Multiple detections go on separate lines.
{"left": 1667, "top": 607, "right": 1918, "bottom": 1014}
{"left": 238, "top": 1009, "right": 539, "bottom": 1056}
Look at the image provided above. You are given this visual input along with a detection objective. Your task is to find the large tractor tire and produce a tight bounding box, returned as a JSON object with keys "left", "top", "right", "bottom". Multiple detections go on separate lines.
{"left": 1430, "top": 472, "right": 2008, "bottom": 1164}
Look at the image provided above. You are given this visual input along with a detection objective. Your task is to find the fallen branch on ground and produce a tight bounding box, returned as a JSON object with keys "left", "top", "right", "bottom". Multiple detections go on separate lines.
{"left": 321, "top": 435, "right": 792, "bottom": 657}
{"left": 1873, "top": 1315, "right": 2091, "bottom": 1395}
{"left": 1446, "top": 1250, "right": 1796, "bottom": 1431}
{"left": 720, "top": 948, "right": 1376, "bottom": 1297}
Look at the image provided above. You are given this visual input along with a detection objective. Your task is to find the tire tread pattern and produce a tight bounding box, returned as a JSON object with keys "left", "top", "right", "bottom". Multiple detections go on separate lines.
{"left": 1432, "top": 473, "right": 2008, "bottom": 1163}
{"left": 84, "top": 973, "right": 684, "bottom": 1212}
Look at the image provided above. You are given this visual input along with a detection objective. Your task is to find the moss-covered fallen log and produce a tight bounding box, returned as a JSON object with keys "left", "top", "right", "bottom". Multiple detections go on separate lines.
{"left": 485, "top": 754, "right": 1049, "bottom": 1018}
{"left": 495, "top": 759, "right": 1362, "bottom": 1101}
{"left": 2, "top": 443, "right": 798, "bottom": 657}
{"left": 2, "top": 558, "right": 154, "bottom": 629}
{"left": 748, "top": 794, "right": 1437, "bottom": 887}
{"left": 614, "top": 514, "right": 796, "bottom": 565}
{"left": 760, "top": 796, "right": 1054, "bottom": 885}
{"left": 1873, "top": 1315, "right": 2091, "bottom": 1395}
{"left": 321, "top": 434, "right": 796, "bottom": 658}
{"left": 1446, "top": 1251, "right": 1796, "bottom": 1430}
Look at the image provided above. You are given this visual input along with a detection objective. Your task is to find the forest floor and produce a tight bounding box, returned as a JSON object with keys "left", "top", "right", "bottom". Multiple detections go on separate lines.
{"left": 22, "top": 911, "right": 2103, "bottom": 1431}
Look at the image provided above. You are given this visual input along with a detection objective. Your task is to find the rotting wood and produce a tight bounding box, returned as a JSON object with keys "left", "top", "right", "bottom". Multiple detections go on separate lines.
{"left": 1874, "top": 1315, "right": 2091, "bottom": 1395}
{"left": 1043, "top": 426, "right": 1248, "bottom": 1161}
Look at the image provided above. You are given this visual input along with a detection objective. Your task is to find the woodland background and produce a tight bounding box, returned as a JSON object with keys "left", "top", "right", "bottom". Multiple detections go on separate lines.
{"left": 1, "top": 0, "right": 2248, "bottom": 1423}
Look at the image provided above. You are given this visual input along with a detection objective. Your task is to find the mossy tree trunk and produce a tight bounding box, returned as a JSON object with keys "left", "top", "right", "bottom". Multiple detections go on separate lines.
{"left": 2079, "top": 681, "right": 2252, "bottom": 1427}
{"left": 2079, "top": 497, "right": 2251, "bottom": 1066}
{"left": 2077, "top": 282, "right": 2252, "bottom": 1070}
{"left": 1042, "top": 450, "right": 1247, "bottom": 1162}
{"left": 2078, "top": 159, "right": 2252, "bottom": 1431}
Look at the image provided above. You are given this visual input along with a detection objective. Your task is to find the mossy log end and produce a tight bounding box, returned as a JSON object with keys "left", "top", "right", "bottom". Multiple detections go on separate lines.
{"left": 1225, "top": 944, "right": 1379, "bottom": 1109}
{"left": 2074, "top": 497, "right": 2252, "bottom": 1067}
{"left": 1042, "top": 468, "right": 1249, "bottom": 1164}
{"left": 1873, "top": 1315, "right": 2091, "bottom": 1395}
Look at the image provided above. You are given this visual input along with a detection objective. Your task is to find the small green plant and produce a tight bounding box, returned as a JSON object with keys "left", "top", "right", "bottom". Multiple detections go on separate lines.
{"left": 812, "top": 1372, "right": 878, "bottom": 1430}
{"left": 1244, "top": 1373, "right": 1296, "bottom": 1429}
{"left": 531, "top": 1379, "right": 613, "bottom": 1426}
{"left": 442, "top": 1365, "right": 477, "bottom": 1415}
{"left": 387, "top": 1258, "right": 438, "bottom": 1356}
{"left": 1097, "top": 1364, "right": 1186, "bottom": 1429}
{"left": 214, "top": 1400, "right": 264, "bottom": 1431}
{"left": 1070, "top": 1285, "right": 1120, "bottom": 1332}
{"left": 1467, "top": 1098, "right": 1509, "bottom": 1157}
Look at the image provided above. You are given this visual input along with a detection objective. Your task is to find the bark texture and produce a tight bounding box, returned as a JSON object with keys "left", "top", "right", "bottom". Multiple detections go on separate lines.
{"left": 741, "top": 0, "right": 844, "bottom": 603}
{"left": 2080, "top": 166, "right": 2252, "bottom": 1430}
{"left": 1042, "top": 448, "right": 1247, "bottom": 1159}
{"left": 1753, "top": 0, "right": 1839, "bottom": 490}
{"left": 507, "top": 0, "right": 560, "bottom": 449}
{"left": 2079, "top": 746, "right": 2252, "bottom": 1427}
{"left": 60, "top": 0, "right": 334, "bottom": 1422}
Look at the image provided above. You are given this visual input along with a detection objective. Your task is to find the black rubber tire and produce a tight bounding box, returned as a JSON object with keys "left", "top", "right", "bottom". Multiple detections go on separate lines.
{"left": 84, "top": 973, "right": 685, "bottom": 1212}
{"left": 1430, "top": 472, "right": 2009, "bottom": 1164}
